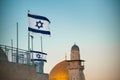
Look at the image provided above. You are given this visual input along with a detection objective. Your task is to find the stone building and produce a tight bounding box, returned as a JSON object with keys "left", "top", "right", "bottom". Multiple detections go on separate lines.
{"left": 0, "top": 48, "right": 48, "bottom": 80}
{"left": 0, "top": 44, "right": 85, "bottom": 80}
{"left": 49, "top": 44, "right": 85, "bottom": 80}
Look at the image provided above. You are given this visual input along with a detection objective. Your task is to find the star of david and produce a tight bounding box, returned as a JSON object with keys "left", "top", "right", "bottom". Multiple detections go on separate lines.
{"left": 36, "top": 53, "right": 41, "bottom": 59}
{"left": 35, "top": 20, "right": 43, "bottom": 29}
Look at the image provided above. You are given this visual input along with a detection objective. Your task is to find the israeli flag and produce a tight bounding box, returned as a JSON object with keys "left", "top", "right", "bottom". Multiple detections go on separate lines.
{"left": 28, "top": 13, "right": 51, "bottom": 35}
{"left": 30, "top": 50, "right": 47, "bottom": 62}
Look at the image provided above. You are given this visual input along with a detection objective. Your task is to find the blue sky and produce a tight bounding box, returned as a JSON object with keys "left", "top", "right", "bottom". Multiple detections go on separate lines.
{"left": 0, "top": 0, "right": 120, "bottom": 80}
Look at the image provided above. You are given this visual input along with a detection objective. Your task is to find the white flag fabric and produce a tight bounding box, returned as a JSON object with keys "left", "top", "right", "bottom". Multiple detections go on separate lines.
{"left": 30, "top": 50, "right": 47, "bottom": 62}
{"left": 28, "top": 13, "right": 51, "bottom": 35}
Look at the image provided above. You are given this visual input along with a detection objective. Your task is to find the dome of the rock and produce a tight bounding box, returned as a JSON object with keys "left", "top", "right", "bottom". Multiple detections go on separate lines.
{"left": 49, "top": 60, "right": 69, "bottom": 80}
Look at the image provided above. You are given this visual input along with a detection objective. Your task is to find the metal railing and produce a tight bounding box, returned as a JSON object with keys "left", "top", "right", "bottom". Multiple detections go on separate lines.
{"left": 0, "top": 44, "right": 31, "bottom": 65}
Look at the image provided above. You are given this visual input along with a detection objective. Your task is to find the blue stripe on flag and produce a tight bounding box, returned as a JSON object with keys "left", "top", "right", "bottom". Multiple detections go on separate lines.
{"left": 30, "top": 50, "right": 47, "bottom": 55}
{"left": 28, "top": 13, "right": 50, "bottom": 23}
{"left": 28, "top": 27, "right": 51, "bottom": 35}
{"left": 31, "top": 59, "right": 47, "bottom": 62}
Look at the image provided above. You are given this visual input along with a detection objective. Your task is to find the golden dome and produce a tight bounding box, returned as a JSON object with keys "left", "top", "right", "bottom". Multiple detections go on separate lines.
{"left": 49, "top": 60, "right": 69, "bottom": 80}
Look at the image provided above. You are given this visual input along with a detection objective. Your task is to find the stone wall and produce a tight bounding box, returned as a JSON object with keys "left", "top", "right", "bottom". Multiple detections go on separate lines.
{"left": 0, "top": 48, "right": 49, "bottom": 80}
{"left": 0, "top": 61, "right": 49, "bottom": 80}
{"left": 37, "top": 73, "right": 49, "bottom": 80}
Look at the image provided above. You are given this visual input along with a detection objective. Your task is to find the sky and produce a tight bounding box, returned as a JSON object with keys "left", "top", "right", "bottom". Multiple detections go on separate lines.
{"left": 0, "top": 0, "right": 120, "bottom": 80}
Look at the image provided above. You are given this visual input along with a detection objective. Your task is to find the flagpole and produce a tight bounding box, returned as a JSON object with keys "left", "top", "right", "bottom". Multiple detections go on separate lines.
{"left": 41, "top": 36, "right": 43, "bottom": 52}
{"left": 30, "top": 35, "right": 34, "bottom": 64}
{"left": 40, "top": 36, "right": 44, "bottom": 73}
{"left": 11, "top": 39, "right": 13, "bottom": 62}
{"left": 16, "top": 22, "right": 19, "bottom": 63}
{"left": 28, "top": 10, "right": 30, "bottom": 64}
